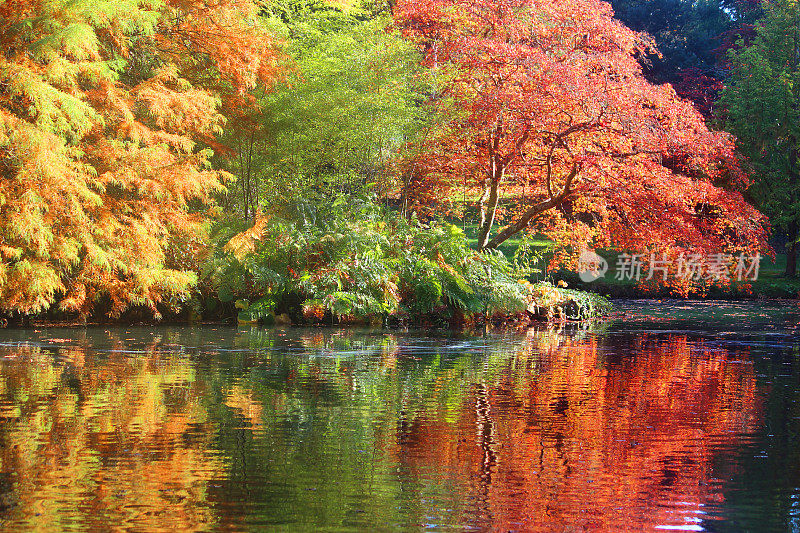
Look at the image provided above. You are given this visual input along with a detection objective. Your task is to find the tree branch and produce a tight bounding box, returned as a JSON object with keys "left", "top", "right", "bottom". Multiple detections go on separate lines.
{"left": 482, "top": 162, "right": 579, "bottom": 250}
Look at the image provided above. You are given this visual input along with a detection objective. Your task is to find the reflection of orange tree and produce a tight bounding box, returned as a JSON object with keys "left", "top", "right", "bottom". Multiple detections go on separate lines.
{"left": 0, "top": 341, "right": 225, "bottom": 532}
{"left": 391, "top": 332, "right": 760, "bottom": 532}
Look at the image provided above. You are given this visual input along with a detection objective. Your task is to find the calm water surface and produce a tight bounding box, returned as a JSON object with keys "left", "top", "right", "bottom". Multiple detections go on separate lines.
{"left": 0, "top": 300, "right": 799, "bottom": 532}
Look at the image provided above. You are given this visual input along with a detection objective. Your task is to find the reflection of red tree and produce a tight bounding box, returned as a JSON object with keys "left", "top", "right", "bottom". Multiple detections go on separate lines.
{"left": 394, "top": 334, "right": 760, "bottom": 532}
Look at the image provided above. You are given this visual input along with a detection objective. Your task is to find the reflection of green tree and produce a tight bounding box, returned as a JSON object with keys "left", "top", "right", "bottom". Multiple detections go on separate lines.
{"left": 0, "top": 322, "right": 764, "bottom": 531}
{"left": 0, "top": 326, "right": 555, "bottom": 531}
{"left": 203, "top": 325, "right": 612, "bottom": 530}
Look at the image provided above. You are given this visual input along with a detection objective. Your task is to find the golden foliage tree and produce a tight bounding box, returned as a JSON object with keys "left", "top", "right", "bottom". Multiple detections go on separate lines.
{"left": 0, "top": 0, "right": 281, "bottom": 316}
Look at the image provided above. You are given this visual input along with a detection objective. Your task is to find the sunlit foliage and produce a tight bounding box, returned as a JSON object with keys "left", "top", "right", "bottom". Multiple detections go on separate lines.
{"left": 216, "top": 0, "right": 429, "bottom": 220}
{"left": 0, "top": 0, "right": 280, "bottom": 316}
{"left": 211, "top": 189, "right": 544, "bottom": 324}
{"left": 394, "top": 0, "right": 770, "bottom": 273}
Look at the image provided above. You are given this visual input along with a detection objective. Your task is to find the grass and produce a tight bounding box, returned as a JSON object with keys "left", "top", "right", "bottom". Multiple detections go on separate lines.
{"left": 459, "top": 221, "right": 551, "bottom": 259}
{"left": 458, "top": 220, "right": 800, "bottom": 299}
{"left": 556, "top": 250, "right": 800, "bottom": 299}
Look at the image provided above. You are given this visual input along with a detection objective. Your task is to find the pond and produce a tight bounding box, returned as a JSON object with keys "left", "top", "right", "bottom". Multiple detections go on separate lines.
{"left": 0, "top": 300, "right": 798, "bottom": 532}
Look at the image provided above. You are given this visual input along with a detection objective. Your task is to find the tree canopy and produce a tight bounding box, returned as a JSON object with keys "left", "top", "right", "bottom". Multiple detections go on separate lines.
{"left": 0, "top": 0, "right": 280, "bottom": 316}
{"left": 720, "top": 0, "right": 800, "bottom": 276}
{"left": 609, "top": 0, "right": 760, "bottom": 116}
{"left": 215, "top": 0, "right": 428, "bottom": 221}
{"left": 0, "top": 0, "right": 789, "bottom": 318}
{"left": 394, "top": 0, "right": 768, "bottom": 272}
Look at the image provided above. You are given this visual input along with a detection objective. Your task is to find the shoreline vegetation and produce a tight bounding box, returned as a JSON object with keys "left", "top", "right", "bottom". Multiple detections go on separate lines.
{"left": 5, "top": 191, "right": 798, "bottom": 330}
{"left": 8, "top": 198, "right": 799, "bottom": 331}
{"left": 6, "top": 192, "right": 615, "bottom": 329}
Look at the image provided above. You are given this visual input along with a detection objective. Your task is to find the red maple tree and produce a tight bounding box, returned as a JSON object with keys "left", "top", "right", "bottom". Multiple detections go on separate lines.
{"left": 394, "top": 0, "right": 769, "bottom": 270}
{"left": 672, "top": 68, "right": 724, "bottom": 118}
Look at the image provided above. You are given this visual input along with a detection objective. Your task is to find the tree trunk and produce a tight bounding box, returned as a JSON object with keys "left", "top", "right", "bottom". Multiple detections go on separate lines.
{"left": 477, "top": 176, "right": 501, "bottom": 249}
{"left": 482, "top": 163, "right": 578, "bottom": 250}
{"left": 477, "top": 181, "right": 490, "bottom": 232}
{"left": 787, "top": 225, "right": 798, "bottom": 277}
{"left": 476, "top": 126, "right": 506, "bottom": 249}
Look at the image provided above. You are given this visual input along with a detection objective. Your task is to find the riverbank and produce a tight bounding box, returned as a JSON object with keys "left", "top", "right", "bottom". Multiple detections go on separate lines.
{"left": 556, "top": 253, "right": 800, "bottom": 299}
{"left": 461, "top": 222, "right": 800, "bottom": 300}
{"left": 4, "top": 281, "right": 613, "bottom": 329}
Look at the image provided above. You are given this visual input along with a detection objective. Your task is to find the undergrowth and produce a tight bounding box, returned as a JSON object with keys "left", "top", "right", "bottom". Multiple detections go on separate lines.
{"left": 207, "top": 189, "right": 611, "bottom": 326}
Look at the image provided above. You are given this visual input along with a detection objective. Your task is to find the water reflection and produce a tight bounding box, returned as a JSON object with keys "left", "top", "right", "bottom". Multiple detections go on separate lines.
{"left": 0, "top": 323, "right": 764, "bottom": 531}
{"left": 0, "top": 337, "right": 225, "bottom": 532}
{"left": 391, "top": 332, "right": 759, "bottom": 532}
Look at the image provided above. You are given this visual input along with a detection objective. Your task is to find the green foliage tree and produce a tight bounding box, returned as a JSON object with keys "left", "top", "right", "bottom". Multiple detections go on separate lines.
{"left": 720, "top": 0, "right": 800, "bottom": 276}
{"left": 216, "top": 0, "right": 429, "bottom": 221}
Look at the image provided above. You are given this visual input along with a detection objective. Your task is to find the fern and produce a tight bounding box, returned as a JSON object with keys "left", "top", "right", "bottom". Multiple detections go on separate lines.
{"left": 212, "top": 188, "right": 610, "bottom": 324}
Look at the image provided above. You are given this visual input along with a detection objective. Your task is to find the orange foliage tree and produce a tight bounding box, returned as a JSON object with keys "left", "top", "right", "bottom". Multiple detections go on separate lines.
{"left": 0, "top": 0, "right": 281, "bottom": 316}
{"left": 394, "top": 0, "right": 769, "bottom": 265}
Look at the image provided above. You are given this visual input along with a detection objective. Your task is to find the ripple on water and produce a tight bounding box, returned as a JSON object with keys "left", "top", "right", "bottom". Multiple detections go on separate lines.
{"left": 0, "top": 305, "right": 797, "bottom": 531}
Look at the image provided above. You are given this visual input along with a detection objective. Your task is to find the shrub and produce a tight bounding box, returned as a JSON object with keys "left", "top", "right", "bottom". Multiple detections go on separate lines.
{"left": 208, "top": 189, "right": 537, "bottom": 324}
